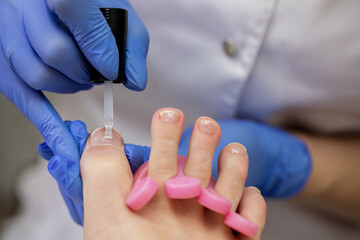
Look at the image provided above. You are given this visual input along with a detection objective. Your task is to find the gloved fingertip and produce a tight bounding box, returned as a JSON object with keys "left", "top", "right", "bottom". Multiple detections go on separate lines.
{"left": 37, "top": 142, "right": 54, "bottom": 161}
{"left": 65, "top": 83, "right": 94, "bottom": 94}
{"left": 66, "top": 175, "right": 84, "bottom": 205}
{"left": 59, "top": 189, "right": 83, "bottom": 225}
{"left": 69, "top": 120, "right": 89, "bottom": 138}
{"left": 123, "top": 50, "right": 147, "bottom": 91}
{"left": 71, "top": 120, "right": 87, "bottom": 129}
{"left": 47, "top": 155, "right": 68, "bottom": 185}
{"left": 178, "top": 147, "right": 188, "bottom": 157}
{"left": 75, "top": 204, "right": 85, "bottom": 226}
{"left": 124, "top": 78, "right": 147, "bottom": 91}
{"left": 47, "top": 155, "right": 60, "bottom": 173}
{"left": 80, "top": 84, "right": 94, "bottom": 91}
{"left": 91, "top": 39, "right": 119, "bottom": 81}
{"left": 64, "top": 120, "right": 72, "bottom": 127}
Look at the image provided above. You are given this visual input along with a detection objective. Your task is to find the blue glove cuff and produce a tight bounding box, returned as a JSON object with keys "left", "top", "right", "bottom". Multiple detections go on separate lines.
{"left": 259, "top": 132, "right": 313, "bottom": 198}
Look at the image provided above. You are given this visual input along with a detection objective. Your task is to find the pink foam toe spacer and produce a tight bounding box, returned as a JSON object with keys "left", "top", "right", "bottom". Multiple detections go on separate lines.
{"left": 133, "top": 161, "right": 149, "bottom": 184}
{"left": 126, "top": 176, "right": 158, "bottom": 211}
{"left": 165, "top": 156, "right": 202, "bottom": 199}
{"left": 224, "top": 211, "right": 258, "bottom": 238}
{"left": 165, "top": 175, "right": 202, "bottom": 199}
{"left": 197, "top": 188, "right": 232, "bottom": 215}
{"left": 197, "top": 176, "right": 232, "bottom": 215}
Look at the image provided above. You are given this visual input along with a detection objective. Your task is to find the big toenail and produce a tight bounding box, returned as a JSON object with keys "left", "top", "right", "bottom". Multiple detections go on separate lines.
{"left": 90, "top": 127, "right": 124, "bottom": 147}
{"left": 198, "top": 119, "right": 217, "bottom": 135}
{"left": 159, "top": 109, "right": 180, "bottom": 123}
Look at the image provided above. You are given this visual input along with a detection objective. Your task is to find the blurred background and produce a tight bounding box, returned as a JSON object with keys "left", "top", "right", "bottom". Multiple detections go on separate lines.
{"left": 0, "top": 93, "right": 40, "bottom": 224}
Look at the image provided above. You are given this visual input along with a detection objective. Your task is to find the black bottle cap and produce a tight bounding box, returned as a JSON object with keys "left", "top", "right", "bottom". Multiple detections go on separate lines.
{"left": 90, "top": 8, "right": 128, "bottom": 84}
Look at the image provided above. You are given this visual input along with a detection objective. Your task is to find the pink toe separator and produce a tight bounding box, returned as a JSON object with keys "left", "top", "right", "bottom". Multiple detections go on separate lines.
{"left": 224, "top": 211, "right": 258, "bottom": 238}
{"left": 165, "top": 155, "right": 202, "bottom": 199}
{"left": 133, "top": 161, "right": 149, "bottom": 184}
{"left": 126, "top": 161, "right": 158, "bottom": 211}
{"left": 197, "top": 177, "right": 232, "bottom": 215}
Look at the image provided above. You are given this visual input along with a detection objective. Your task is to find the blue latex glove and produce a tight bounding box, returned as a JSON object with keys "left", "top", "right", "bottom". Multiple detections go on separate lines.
{"left": 38, "top": 120, "right": 150, "bottom": 224}
{"left": 178, "top": 119, "right": 312, "bottom": 198}
{"left": 0, "top": 0, "right": 148, "bottom": 91}
{"left": 0, "top": 0, "right": 148, "bottom": 223}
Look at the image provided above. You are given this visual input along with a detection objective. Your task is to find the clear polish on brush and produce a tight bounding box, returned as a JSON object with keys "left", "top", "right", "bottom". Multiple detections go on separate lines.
{"left": 104, "top": 81, "right": 113, "bottom": 139}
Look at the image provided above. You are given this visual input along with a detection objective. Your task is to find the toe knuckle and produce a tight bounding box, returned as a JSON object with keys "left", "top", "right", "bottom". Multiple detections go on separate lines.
{"left": 158, "top": 136, "right": 179, "bottom": 149}
{"left": 225, "top": 162, "right": 248, "bottom": 183}
{"left": 238, "top": 168, "right": 248, "bottom": 182}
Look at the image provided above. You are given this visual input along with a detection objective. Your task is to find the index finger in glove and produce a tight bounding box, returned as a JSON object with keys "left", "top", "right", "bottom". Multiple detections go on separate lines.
{"left": 0, "top": 46, "right": 79, "bottom": 164}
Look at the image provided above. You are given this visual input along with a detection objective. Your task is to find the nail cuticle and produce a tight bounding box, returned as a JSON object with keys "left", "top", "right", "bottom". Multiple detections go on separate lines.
{"left": 89, "top": 127, "right": 124, "bottom": 147}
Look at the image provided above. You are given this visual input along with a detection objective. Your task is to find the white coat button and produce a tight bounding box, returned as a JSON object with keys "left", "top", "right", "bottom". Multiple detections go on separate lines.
{"left": 223, "top": 38, "right": 238, "bottom": 58}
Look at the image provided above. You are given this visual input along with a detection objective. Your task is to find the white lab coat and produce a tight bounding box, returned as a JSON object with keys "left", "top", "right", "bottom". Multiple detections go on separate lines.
{"left": 2, "top": 0, "right": 360, "bottom": 239}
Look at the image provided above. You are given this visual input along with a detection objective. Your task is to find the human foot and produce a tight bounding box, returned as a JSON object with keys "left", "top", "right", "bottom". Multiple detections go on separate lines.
{"left": 80, "top": 108, "right": 266, "bottom": 240}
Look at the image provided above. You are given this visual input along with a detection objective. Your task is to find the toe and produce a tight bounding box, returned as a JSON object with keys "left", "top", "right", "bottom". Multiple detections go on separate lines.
{"left": 238, "top": 187, "right": 267, "bottom": 240}
{"left": 80, "top": 127, "right": 133, "bottom": 230}
{"left": 184, "top": 117, "right": 221, "bottom": 188}
{"left": 148, "top": 108, "right": 185, "bottom": 184}
{"left": 214, "top": 143, "right": 249, "bottom": 211}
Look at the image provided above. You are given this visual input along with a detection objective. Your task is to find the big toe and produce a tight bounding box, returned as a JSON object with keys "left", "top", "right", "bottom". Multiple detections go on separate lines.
{"left": 80, "top": 127, "right": 133, "bottom": 229}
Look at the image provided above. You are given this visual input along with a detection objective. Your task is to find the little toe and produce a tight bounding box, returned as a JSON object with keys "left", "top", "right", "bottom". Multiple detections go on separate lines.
{"left": 237, "top": 187, "right": 267, "bottom": 240}
{"left": 214, "top": 143, "right": 249, "bottom": 212}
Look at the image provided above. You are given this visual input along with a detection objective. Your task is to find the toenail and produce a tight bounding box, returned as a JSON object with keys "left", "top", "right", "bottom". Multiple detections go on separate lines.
{"left": 198, "top": 119, "right": 218, "bottom": 135}
{"left": 159, "top": 109, "right": 180, "bottom": 123}
{"left": 246, "top": 186, "right": 261, "bottom": 194}
{"left": 89, "top": 127, "right": 124, "bottom": 147}
{"left": 227, "top": 143, "right": 247, "bottom": 156}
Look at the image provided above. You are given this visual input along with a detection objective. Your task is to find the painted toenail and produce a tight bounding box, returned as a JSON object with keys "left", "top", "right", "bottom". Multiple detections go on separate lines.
{"left": 227, "top": 143, "right": 247, "bottom": 155}
{"left": 159, "top": 109, "right": 180, "bottom": 123}
{"left": 198, "top": 119, "right": 218, "bottom": 135}
{"left": 89, "top": 127, "right": 124, "bottom": 147}
{"left": 246, "top": 186, "right": 261, "bottom": 194}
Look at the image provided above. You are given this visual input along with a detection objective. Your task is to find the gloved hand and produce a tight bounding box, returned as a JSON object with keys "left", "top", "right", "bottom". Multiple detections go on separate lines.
{"left": 0, "top": 0, "right": 148, "bottom": 223}
{"left": 38, "top": 120, "right": 150, "bottom": 224}
{"left": 178, "top": 119, "right": 312, "bottom": 198}
{"left": 0, "top": 0, "right": 148, "bottom": 92}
